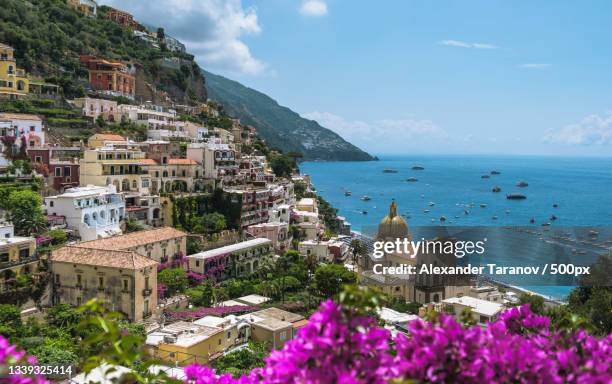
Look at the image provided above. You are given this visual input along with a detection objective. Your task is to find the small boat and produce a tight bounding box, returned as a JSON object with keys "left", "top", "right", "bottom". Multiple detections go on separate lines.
{"left": 344, "top": 191, "right": 352, "bottom": 196}
{"left": 481, "top": 175, "right": 490, "bottom": 179}
{"left": 423, "top": 209, "right": 430, "bottom": 213}
{"left": 506, "top": 194, "right": 527, "bottom": 200}
{"left": 505, "top": 209, "right": 511, "bottom": 214}
{"left": 412, "top": 166, "right": 425, "bottom": 170}
{"left": 440, "top": 216, "right": 446, "bottom": 222}
{"left": 529, "top": 217, "right": 535, "bottom": 224}
{"left": 552, "top": 203, "right": 559, "bottom": 208}
{"left": 492, "top": 186, "right": 501, "bottom": 193}
{"left": 383, "top": 169, "right": 398, "bottom": 173}
{"left": 542, "top": 222, "right": 551, "bottom": 227}
{"left": 361, "top": 196, "right": 371, "bottom": 201}
{"left": 480, "top": 203, "right": 487, "bottom": 208}
{"left": 491, "top": 170, "right": 501, "bottom": 175}
{"left": 589, "top": 230, "right": 599, "bottom": 237}
{"left": 517, "top": 181, "right": 529, "bottom": 187}
{"left": 550, "top": 215, "right": 557, "bottom": 221}
{"left": 492, "top": 216, "right": 498, "bottom": 220}
{"left": 464, "top": 210, "right": 470, "bottom": 215}
{"left": 406, "top": 177, "right": 418, "bottom": 182}
{"left": 429, "top": 202, "right": 435, "bottom": 207}
{"left": 361, "top": 210, "right": 368, "bottom": 215}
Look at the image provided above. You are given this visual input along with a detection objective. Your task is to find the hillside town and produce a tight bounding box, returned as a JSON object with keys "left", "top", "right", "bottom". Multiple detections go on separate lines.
{"left": 0, "top": 27, "right": 522, "bottom": 375}
{"left": 0, "top": 1, "right": 609, "bottom": 383}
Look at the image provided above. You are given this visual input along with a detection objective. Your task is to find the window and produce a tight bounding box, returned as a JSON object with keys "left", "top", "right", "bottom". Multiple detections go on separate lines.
{"left": 195, "top": 260, "right": 200, "bottom": 268}
{"left": 218, "top": 339, "right": 221, "bottom": 345}
{"left": 29, "top": 126, "right": 35, "bottom": 132}
{"left": 64, "top": 167, "right": 71, "bottom": 177}
{"left": 227, "top": 331, "right": 231, "bottom": 339}
{"left": 55, "top": 274, "right": 60, "bottom": 284}
{"left": 49, "top": 201, "right": 54, "bottom": 207}
{"left": 172, "top": 170, "right": 176, "bottom": 177}
{"left": 123, "top": 279, "right": 129, "bottom": 291}
{"left": 54, "top": 167, "right": 62, "bottom": 177}
{"left": 77, "top": 274, "right": 82, "bottom": 286}
{"left": 280, "top": 331, "right": 287, "bottom": 341}
{"left": 98, "top": 276, "right": 104, "bottom": 288}
{"left": 77, "top": 297, "right": 82, "bottom": 306}
{"left": 145, "top": 276, "right": 150, "bottom": 290}
{"left": 35, "top": 156, "right": 42, "bottom": 163}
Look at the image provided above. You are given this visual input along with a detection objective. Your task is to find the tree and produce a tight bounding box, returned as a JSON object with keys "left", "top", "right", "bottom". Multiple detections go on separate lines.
{"left": 46, "top": 304, "right": 83, "bottom": 335}
{"left": 519, "top": 293, "right": 545, "bottom": 315}
{"left": 186, "top": 280, "right": 213, "bottom": 307}
{"left": 350, "top": 239, "right": 366, "bottom": 264}
{"left": 210, "top": 342, "right": 269, "bottom": 377}
{"left": 7, "top": 190, "right": 47, "bottom": 236}
{"left": 157, "top": 268, "right": 189, "bottom": 296}
{"left": 314, "top": 264, "right": 357, "bottom": 298}
{"left": 0, "top": 304, "right": 22, "bottom": 338}
{"left": 269, "top": 153, "right": 295, "bottom": 178}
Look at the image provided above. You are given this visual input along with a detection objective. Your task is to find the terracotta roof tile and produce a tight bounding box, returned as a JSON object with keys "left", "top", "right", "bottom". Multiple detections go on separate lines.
{"left": 139, "top": 159, "right": 158, "bottom": 165}
{"left": 0, "top": 113, "right": 42, "bottom": 121}
{"left": 92, "top": 133, "right": 126, "bottom": 141}
{"left": 77, "top": 227, "right": 187, "bottom": 251}
{"left": 168, "top": 159, "right": 198, "bottom": 165}
{"left": 51, "top": 246, "right": 157, "bottom": 270}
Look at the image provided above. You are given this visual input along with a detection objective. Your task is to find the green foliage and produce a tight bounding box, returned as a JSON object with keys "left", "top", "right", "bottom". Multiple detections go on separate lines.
{"left": 0, "top": 304, "right": 22, "bottom": 338}
{"left": 125, "top": 218, "right": 145, "bottom": 233}
{"left": 46, "top": 303, "right": 83, "bottom": 336}
{"left": 388, "top": 298, "right": 422, "bottom": 315}
{"left": 314, "top": 264, "right": 357, "bottom": 298}
{"left": 268, "top": 152, "right": 296, "bottom": 178}
{"left": 44, "top": 229, "right": 68, "bottom": 245}
{"left": 519, "top": 293, "right": 545, "bottom": 315}
{"left": 210, "top": 342, "right": 269, "bottom": 377}
{"left": 6, "top": 189, "right": 47, "bottom": 236}
{"left": 338, "top": 285, "right": 384, "bottom": 318}
{"left": 186, "top": 281, "right": 213, "bottom": 307}
{"left": 158, "top": 268, "right": 189, "bottom": 296}
{"left": 172, "top": 190, "right": 241, "bottom": 231}
{"left": 293, "top": 181, "right": 307, "bottom": 199}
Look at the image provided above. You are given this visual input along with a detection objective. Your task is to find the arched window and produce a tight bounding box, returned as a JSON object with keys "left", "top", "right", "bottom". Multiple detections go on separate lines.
{"left": 132, "top": 180, "right": 137, "bottom": 189}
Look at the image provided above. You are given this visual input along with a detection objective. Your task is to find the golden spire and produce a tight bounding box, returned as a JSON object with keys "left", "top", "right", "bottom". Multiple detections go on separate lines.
{"left": 389, "top": 200, "right": 397, "bottom": 217}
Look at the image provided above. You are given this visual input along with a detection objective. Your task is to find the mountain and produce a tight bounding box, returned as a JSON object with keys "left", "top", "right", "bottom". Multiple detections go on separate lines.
{"left": 204, "top": 70, "right": 374, "bottom": 161}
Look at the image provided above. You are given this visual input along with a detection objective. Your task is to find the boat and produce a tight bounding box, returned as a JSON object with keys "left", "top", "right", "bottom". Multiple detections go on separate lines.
{"left": 530, "top": 217, "right": 535, "bottom": 224}
{"left": 491, "top": 170, "right": 501, "bottom": 175}
{"left": 423, "top": 209, "right": 430, "bottom": 213}
{"left": 480, "top": 203, "right": 487, "bottom": 208}
{"left": 481, "top": 175, "right": 490, "bottom": 179}
{"left": 361, "top": 196, "right": 371, "bottom": 201}
{"left": 552, "top": 203, "right": 559, "bottom": 208}
{"left": 505, "top": 209, "right": 511, "bottom": 214}
{"left": 412, "top": 165, "right": 425, "bottom": 170}
{"left": 492, "top": 216, "right": 498, "bottom": 220}
{"left": 428, "top": 202, "right": 435, "bottom": 207}
{"left": 542, "top": 222, "right": 551, "bottom": 227}
{"left": 464, "top": 209, "right": 470, "bottom": 215}
{"left": 492, "top": 186, "right": 501, "bottom": 193}
{"left": 440, "top": 216, "right": 446, "bottom": 222}
{"left": 361, "top": 210, "right": 368, "bottom": 215}
{"left": 344, "top": 191, "right": 352, "bottom": 196}
{"left": 406, "top": 177, "right": 418, "bottom": 182}
{"left": 506, "top": 194, "right": 527, "bottom": 200}
{"left": 550, "top": 214, "right": 557, "bottom": 221}
{"left": 517, "top": 181, "right": 529, "bottom": 187}
{"left": 383, "top": 169, "right": 398, "bottom": 173}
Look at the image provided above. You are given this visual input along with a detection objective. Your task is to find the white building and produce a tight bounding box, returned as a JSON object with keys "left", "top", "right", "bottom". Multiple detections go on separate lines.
{"left": 0, "top": 113, "right": 45, "bottom": 147}
{"left": 70, "top": 97, "right": 119, "bottom": 122}
{"left": 246, "top": 222, "right": 290, "bottom": 251}
{"left": 0, "top": 222, "right": 14, "bottom": 239}
{"left": 442, "top": 296, "right": 504, "bottom": 324}
{"left": 44, "top": 185, "right": 125, "bottom": 241}
{"left": 187, "top": 141, "right": 238, "bottom": 180}
{"left": 298, "top": 239, "right": 349, "bottom": 263}
{"left": 188, "top": 238, "right": 272, "bottom": 279}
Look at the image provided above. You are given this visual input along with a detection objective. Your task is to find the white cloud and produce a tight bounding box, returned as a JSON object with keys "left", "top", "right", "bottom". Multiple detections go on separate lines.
{"left": 302, "top": 111, "right": 446, "bottom": 152}
{"left": 543, "top": 112, "right": 612, "bottom": 145}
{"left": 300, "top": 0, "right": 328, "bottom": 17}
{"left": 100, "top": 0, "right": 267, "bottom": 75}
{"left": 438, "top": 40, "right": 498, "bottom": 49}
{"left": 519, "top": 63, "right": 551, "bottom": 70}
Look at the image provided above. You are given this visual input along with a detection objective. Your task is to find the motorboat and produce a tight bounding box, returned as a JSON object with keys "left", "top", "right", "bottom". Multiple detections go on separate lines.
{"left": 506, "top": 194, "right": 527, "bottom": 200}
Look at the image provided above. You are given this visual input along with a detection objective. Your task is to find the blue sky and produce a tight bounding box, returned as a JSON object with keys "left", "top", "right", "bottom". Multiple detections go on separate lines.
{"left": 102, "top": 0, "right": 612, "bottom": 156}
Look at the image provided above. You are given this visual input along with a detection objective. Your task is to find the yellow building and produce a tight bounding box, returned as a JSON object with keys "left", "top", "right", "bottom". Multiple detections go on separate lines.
{"left": 79, "top": 142, "right": 152, "bottom": 193}
{"left": 0, "top": 223, "right": 39, "bottom": 292}
{"left": 50, "top": 245, "right": 158, "bottom": 321}
{"left": 146, "top": 322, "right": 226, "bottom": 366}
{"left": 0, "top": 43, "right": 29, "bottom": 99}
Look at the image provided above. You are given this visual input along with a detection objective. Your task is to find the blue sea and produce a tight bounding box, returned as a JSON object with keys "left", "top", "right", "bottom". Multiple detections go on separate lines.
{"left": 301, "top": 155, "right": 612, "bottom": 300}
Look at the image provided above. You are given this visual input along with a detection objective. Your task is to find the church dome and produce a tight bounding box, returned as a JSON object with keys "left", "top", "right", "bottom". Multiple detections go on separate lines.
{"left": 377, "top": 200, "right": 410, "bottom": 240}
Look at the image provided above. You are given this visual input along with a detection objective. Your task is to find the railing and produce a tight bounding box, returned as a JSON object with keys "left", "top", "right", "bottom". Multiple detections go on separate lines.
{"left": 0, "top": 254, "right": 41, "bottom": 270}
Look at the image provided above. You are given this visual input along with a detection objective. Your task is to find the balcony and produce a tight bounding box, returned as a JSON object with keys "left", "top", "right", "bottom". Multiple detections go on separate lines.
{"left": 142, "top": 288, "right": 152, "bottom": 296}
{"left": 0, "top": 254, "right": 41, "bottom": 271}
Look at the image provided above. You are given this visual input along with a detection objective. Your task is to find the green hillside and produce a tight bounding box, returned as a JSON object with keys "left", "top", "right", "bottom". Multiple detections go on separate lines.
{"left": 204, "top": 70, "right": 374, "bottom": 161}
